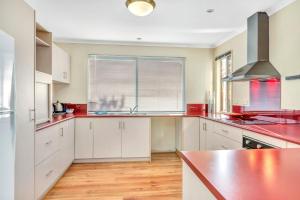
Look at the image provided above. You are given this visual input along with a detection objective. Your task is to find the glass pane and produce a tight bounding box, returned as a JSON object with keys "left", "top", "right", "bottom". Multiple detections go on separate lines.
{"left": 88, "top": 56, "right": 136, "bottom": 112}
{"left": 137, "top": 58, "right": 184, "bottom": 112}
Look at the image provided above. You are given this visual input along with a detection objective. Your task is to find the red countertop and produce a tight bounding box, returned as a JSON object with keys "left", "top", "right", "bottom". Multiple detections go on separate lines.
{"left": 36, "top": 114, "right": 75, "bottom": 131}
{"left": 35, "top": 113, "right": 300, "bottom": 145}
{"left": 35, "top": 113, "right": 201, "bottom": 131}
{"left": 201, "top": 113, "right": 300, "bottom": 145}
{"left": 180, "top": 149, "right": 300, "bottom": 200}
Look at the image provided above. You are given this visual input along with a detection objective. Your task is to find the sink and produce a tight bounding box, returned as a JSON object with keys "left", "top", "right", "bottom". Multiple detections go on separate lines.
{"left": 92, "top": 112, "right": 183, "bottom": 116}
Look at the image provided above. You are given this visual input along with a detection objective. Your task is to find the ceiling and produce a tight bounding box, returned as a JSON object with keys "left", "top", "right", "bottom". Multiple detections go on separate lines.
{"left": 25, "top": 0, "right": 294, "bottom": 48}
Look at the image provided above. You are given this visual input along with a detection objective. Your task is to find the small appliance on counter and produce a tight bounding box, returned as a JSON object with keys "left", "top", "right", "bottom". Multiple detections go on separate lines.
{"left": 53, "top": 101, "right": 66, "bottom": 114}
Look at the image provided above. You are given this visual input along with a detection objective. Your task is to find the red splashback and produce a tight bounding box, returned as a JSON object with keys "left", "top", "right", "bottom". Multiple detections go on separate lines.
{"left": 247, "top": 79, "right": 281, "bottom": 111}
{"left": 187, "top": 104, "right": 208, "bottom": 115}
{"left": 65, "top": 103, "right": 87, "bottom": 114}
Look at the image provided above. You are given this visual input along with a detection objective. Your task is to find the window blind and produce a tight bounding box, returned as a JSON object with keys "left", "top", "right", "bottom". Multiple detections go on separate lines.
{"left": 88, "top": 56, "right": 136, "bottom": 112}
{"left": 137, "top": 58, "right": 184, "bottom": 112}
{"left": 88, "top": 55, "right": 185, "bottom": 113}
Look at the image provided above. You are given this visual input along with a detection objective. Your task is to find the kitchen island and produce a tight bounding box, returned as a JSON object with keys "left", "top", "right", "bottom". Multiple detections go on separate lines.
{"left": 180, "top": 149, "right": 300, "bottom": 200}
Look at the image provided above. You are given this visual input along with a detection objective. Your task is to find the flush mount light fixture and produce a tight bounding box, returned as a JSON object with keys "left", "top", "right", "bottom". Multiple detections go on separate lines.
{"left": 126, "top": 0, "right": 156, "bottom": 17}
{"left": 206, "top": 9, "right": 215, "bottom": 13}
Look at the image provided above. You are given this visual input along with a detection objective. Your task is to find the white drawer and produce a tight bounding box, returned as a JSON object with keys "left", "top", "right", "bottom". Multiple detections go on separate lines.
{"left": 35, "top": 151, "right": 60, "bottom": 199}
{"left": 206, "top": 131, "right": 242, "bottom": 151}
{"left": 214, "top": 122, "right": 243, "bottom": 142}
{"left": 35, "top": 125, "right": 60, "bottom": 165}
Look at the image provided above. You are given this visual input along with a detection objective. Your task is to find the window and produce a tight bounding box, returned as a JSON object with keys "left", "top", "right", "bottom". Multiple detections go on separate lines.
{"left": 214, "top": 52, "right": 232, "bottom": 113}
{"left": 88, "top": 55, "right": 185, "bottom": 113}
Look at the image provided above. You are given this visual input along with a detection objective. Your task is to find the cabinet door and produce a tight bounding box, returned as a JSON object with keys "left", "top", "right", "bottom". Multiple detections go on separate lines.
{"left": 93, "top": 118, "right": 122, "bottom": 158}
{"left": 52, "top": 43, "right": 70, "bottom": 83}
{"left": 122, "top": 118, "right": 151, "bottom": 158}
{"left": 182, "top": 118, "right": 200, "bottom": 151}
{"left": 75, "top": 119, "right": 93, "bottom": 159}
{"left": 58, "top": 120, "right": 74, "bottom": 170}
{"left": 52, "top": 43, "right": 63, "bottom": 82}
{"left": 199, "top": 119, "right": 206, "bottom": 150}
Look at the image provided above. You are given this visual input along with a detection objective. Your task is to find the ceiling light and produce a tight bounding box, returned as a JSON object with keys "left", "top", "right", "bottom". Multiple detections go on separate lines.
{"left": 206, "top": 9, "right": 215, "bottom": 13}
{"left": 126, "top": 0, "right": 156, "bottom": 17}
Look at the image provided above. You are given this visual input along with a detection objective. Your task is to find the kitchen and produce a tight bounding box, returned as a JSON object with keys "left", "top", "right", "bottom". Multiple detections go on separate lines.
{"left": 1, "top": 0, "right": 300, "bottom": 199}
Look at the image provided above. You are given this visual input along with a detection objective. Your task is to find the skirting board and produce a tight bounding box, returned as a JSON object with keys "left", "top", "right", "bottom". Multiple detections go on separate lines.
{"left": 73, "top": 157, "right": 151, "bottom": 163}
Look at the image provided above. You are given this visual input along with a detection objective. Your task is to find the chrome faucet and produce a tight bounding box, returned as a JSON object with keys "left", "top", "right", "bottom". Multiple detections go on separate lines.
{"left": 129, "top": 105, "right": 138, "bottom": 114}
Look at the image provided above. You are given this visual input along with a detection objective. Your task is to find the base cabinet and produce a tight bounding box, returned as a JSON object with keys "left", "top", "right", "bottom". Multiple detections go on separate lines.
{"left": 176, "top": 117, "right": 200, "bottom": 151}
{"left": 35, "top": 119, "right": 74, "bottom": 200}
{"left": 183, "top": 162, "right": 216, "bottom": 200}
{"left": 75, "top": 118, "right": 151, "bottom": 160}
{"left": 121, "top": 118, "right": 151, "bottom": 158}
{"left": 93, "top": 118, "right": 122, "bottom": 158}
{"left": 206, "top": 131, "right": 242, "bottom": 150}
{"left": 75, "top": 118, "right": 93, "bottom": 159}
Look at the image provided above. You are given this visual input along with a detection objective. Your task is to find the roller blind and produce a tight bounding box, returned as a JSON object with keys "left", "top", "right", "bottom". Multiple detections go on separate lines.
{"left": 88, "top": 56, "right": 136, "bottom": 112}
{"left": 137, "top": 58, "right": 184, "bottom": 112}
{"left": 88, "top": 55, "right": 185, "bottom": 113}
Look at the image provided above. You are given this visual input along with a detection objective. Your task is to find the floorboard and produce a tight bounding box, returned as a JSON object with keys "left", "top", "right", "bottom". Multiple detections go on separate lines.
{"left": 44, "top": 153, "right": 182, "bottom": 200}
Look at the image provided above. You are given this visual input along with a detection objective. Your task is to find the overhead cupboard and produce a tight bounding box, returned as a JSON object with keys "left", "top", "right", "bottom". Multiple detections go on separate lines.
{"left": 35, "top": 22, "right": 71, "bottom": 84}
{"left": 52, "top": 43, "right": 71, "bottom": 83}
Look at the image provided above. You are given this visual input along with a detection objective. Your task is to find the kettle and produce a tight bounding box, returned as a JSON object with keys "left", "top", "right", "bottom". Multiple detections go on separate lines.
{"left": 53, "top": 101, "right": 66, "bottom": 113}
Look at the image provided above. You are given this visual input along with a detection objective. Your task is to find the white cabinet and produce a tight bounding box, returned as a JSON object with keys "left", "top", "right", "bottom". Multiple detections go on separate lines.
{"left": 206, "top": 131, "right": 242, "bottom": 150}
{"left": 35, "top": 152, "right": 60, "bottom": 199}
{"left": 93, "top": 118, "right": 122, "bottom": 158}
{"left": 52, "top": 43, "right": 70, "bottom": 84}
{"left": 199, "top": 118, "right": 206, "bottom": 150}
{"left": 176, "top": 118, "right": 200, "bottom": 151}
{"left": 122, "top": 118, "right": 151, "bottom": 158}
{"left": 204, "top": 120, "right": 242, "bottom": 151}
{"left": 35, "top": 119, "right": 74, "bottom": 200}
{"left": 75, "top": 118, "right": 151, "bottom": 160}
{"left": 35, "top": 125, "right": 59, "bottom": 165}
{"left": 183, "top": 163, "right": 216, "bottom": 200}
{"left": 75, "top": 118, "right": 93, "bottom": 159}
{"left": 59, "top": 120, "right": 75, "bottom": 172}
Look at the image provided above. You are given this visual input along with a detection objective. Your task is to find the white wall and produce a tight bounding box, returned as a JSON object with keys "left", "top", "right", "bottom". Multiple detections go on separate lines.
{"left": 214, "top": 0, "right": 300, "bottom": 109}
{"left": 0, "top": 0, "right": 35, "bottom": 199}
{"left": 52, "top": 43, "right": 213, "bottom": 152}
{"left": 53, "top": 43, "right": 214, "bottom": 105}
{"left": 214, "top": 32, "right": 250, "bottom": 106}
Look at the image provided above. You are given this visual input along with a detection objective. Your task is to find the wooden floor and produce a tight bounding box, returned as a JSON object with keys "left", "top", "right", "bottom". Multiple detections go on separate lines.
{"left": 44, "top": 153, "right": 182, "bottom": 200}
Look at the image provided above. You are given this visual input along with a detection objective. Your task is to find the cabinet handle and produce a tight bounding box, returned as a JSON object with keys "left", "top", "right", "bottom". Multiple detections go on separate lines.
{"left": 60, "top": 127, "right": 64, "bottom": 136}
{"left": 118, "top": 121, "right": 122, "bottom": 130}
{"left": 89, "top": 122, "right": 93, "bottom": 130}
{"left": 221, "top": 145, "right": 228, "bottom": 150}
{"left": 29, "top": 109, "right": 35, "bottom": 121}
{"left": 122, "top": 121, "right": 125, "bottom": 130}
{"left": 63, "top": 72, "right": 67, "bottom": 79}
{"left": 221, "top": 129, "right": 229, "bottom": 134}
{"left": 45, "top": 140, "right": 52, "bottom": 145}
{"left": 45, "top": 170, "right": 54, "bottom": 177}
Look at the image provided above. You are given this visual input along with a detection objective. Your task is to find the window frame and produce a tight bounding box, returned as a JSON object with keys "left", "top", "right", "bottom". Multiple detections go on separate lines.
{"left": 87, "top": 54, "right": 186, "bottom": 114}
{"left": 214, "top": 51, "right": 233, "bottom": 113}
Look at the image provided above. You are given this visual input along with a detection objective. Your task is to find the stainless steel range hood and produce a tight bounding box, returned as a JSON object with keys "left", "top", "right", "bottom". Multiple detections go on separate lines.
{"left": 224, "top": 12, "right": 281, "bottom": 82}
